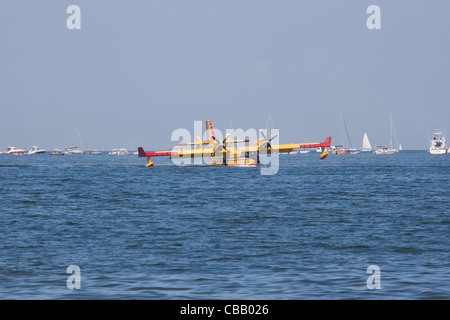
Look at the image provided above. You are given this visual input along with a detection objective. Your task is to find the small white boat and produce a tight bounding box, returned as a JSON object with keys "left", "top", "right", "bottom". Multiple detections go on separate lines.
{"left": 348, "top": 148, "right": 360, "bottom": 154}
{"left": 298, "top": 149, "right": 310, "bottom": 154}
{"left": 109, "top": 148, "right": 129, "bottom": 155}
{"left": 2, "top": 146, "right": 26, "bottom": 155}
{"left": 428, "top": 129, "right": 447, "bottom": 155}
{"left": 63, "top": 146, "right": 84, "bottom": 154}
{"left": 27, "top": 146, "right": 46, "bottom": 155}
{"left": 85, "top": 149, "right": 102, "bottom": 155}
{"left": 50, "top": 149, "right": 65, "bottom": 155}
{"left": 373, "top": 146, "right": 398, "bottom": 154}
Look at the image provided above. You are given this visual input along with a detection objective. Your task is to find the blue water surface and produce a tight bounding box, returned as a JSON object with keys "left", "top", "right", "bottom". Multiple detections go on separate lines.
{"left": 0, "top": 151, "right": 448, "bottom": 299}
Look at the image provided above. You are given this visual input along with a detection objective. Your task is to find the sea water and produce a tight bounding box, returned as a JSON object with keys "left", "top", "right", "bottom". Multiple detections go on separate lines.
{"left": 0, "top": 151, "right": 448, "bottom": 299}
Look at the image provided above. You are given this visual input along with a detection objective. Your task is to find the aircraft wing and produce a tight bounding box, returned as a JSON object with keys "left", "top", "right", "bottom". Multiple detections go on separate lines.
{"left": 242, "top": 136, "right": 332, "bottom": 159}
{"left": 138, "top": 146, "right": 226, "bottom": 166}
{"left": 274, "top": 136, "right": 332, "bottom": 153}
{"left": 243, "top": 137, "right": 331, "bottom": 152}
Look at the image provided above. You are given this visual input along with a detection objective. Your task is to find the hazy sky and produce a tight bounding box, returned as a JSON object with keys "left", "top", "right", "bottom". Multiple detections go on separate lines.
{"left": 1, "top": 1, "right": 449, "bottom": 150}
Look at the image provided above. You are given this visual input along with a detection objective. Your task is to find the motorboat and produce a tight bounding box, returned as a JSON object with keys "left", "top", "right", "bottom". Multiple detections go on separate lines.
{"left": 372, "top": 146, "right": 398, "bottom": 154}
{"left": 428, "top": 129, "right": 447, "bottom": 155}
{"left": 63, "top": 146, "right": 84, "bottom": 154}
{"left": 50, "top": 149, "right": 65, "bottom": 155}
{"left": 2, "top": 146, "right": 25, "bottom": 155}
{"left": 27, "top": 146, "right": 46, "bottom": 155}
{"left": 109, "top": 148, "right": 129, "bottom": 155}
{"left": 85, "top": 149, "right": 102, "bottom": 155}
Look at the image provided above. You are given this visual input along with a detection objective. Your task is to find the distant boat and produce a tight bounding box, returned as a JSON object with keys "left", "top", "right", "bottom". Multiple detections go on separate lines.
{"left": 373, "top": 146, "right": 398, "bottom": 154}
{"left": 85, "top": 149, "right": 102, "bottom": 155}
{"left": 2, "top": 146, "right": 25, "bottom": 155}
{"left": 63, "top": 146, "right": 84, "bottom": 154}
{"left": 373, "top": 113, "right": 399, "bottom": 154}
{"left": 360, "top": 132, "right": 372, "bottom": 152}
{"left": 330, "top": 145, "right": 348, "bottom": 155}
{"left": 109, "top": 148, "right": 129, "bottom": 155}
{"left": 298, "top": 149, "right": 310, "bottom": 154}
{"left": 50, "top": 149, "right": 65, "bottom": 155}
{"left": 27, "top": 146, "right": 46, "bottom": 155}
{"left": 337, "top": 116, "right": 359, "bottom": 154}
{"left": 428, "top": 129, "right": 447, "bottom": 155}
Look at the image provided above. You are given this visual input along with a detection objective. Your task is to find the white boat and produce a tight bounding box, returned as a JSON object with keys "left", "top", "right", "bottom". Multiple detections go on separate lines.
{"left": 50, "top": 149, "right": 65, "bottom": 155}
{"left": 373, "top": 113, "right": 399, "bottom": 154}
{"left": 27, "top": 146, "right": 46, "bottom": 155}
{"left": 2, "top": 146, "right": 25, "bottom": 155}
{"left": 330, "top": 145, "right": 348, "bottom": 154}
{"left": 85, "top": 149, "right": 102, "bottom": 155}
{"left": 298, "top": 149, "right": 310, "bottom": 154}
{"left": 109, "top": 148, "right": 129, "bottom": 155}
{"left": 373, "top": 146, "right": 398, "bottom": 154}
{"left": 63, "top": 146, "right": 84, "bottom": 154}
{"left": 428, "top": 129, "right": 447, "bottom": 155}
{"left": 360, "top": 132, "right": 372, "bottom": 152}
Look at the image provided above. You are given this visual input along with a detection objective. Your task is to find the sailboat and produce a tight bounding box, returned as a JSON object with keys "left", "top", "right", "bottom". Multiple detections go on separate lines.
{"left": 373, "top": 113, "right": 399, "bottom": 154}
{"left": 360, "top": 132, "right": 372, "bottom": 152}
{"left": 335, "top": 116, "right": 359, "bottom": 154}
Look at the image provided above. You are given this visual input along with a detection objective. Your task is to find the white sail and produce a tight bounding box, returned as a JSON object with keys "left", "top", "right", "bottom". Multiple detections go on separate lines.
{"left": 361, "top": 132, "right": 372, "bottom": 151}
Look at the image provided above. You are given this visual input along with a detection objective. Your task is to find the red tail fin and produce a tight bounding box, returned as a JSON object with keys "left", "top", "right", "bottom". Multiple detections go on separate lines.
{"left": 206, "top": 119, "right": 216, "bottom": 141}
{"left": 138, "top": 147, "right": 147, "bottom": 157}
{"left": 322, "top": 136, "right": 332, "bottom": 147}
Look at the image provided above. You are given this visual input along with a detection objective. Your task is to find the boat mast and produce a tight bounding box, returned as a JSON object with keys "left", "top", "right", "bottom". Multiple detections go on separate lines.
{"left": 342, "top": 116, "right": 353, "bottom": 149}
{"left": 389, "top": 113, "right": 393, "bottom": 149}
{"left": 389, "top": 112, "right": 399, "bottom": 149}
{"left": 76, "top": 126, "right": 84, "bottom": 151}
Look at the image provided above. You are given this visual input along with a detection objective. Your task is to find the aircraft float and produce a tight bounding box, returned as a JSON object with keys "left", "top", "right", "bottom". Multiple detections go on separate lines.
{"left": 138, "top": 119, "right": 331, "bottom": 167}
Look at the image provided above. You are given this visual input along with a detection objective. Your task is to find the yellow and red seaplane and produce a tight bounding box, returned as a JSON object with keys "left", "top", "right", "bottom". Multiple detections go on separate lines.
{"left": 138, "top": 119, "right": 331, "bottom": 167}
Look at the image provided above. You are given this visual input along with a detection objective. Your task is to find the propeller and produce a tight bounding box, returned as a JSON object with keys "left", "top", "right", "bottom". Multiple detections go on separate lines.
{"left": 210, "top": 134, "right": 230, "bottom": 158}
{"left": 212, "top": 134, "right": 248, "bottom": 165}
{"left": 259, "top": 130, "right": 278, "bottom": 153}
